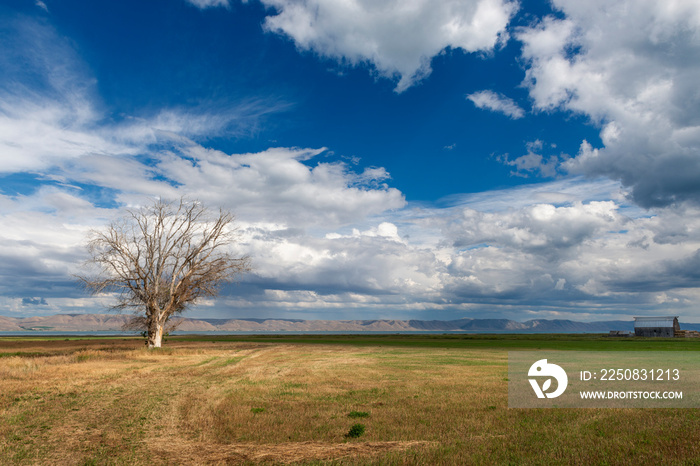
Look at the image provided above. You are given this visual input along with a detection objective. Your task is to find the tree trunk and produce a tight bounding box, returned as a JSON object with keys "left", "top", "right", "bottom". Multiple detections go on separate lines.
{"left": 147, "top": 321, "right": 165, "bottom": 348}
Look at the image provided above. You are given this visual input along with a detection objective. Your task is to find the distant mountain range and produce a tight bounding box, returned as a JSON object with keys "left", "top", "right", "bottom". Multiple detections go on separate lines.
{"left": 3, "top": 313, "right": 700, "bottom": 333}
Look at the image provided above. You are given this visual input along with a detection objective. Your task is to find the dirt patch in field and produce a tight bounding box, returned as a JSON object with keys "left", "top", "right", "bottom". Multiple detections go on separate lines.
{"left": 149, "top": 437, "right": 433, "bottom": 464}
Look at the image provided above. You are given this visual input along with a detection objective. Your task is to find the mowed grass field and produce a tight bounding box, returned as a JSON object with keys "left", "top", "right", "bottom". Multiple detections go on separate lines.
{"left": 1, "top": 334, "right": 699, "bottom": 465}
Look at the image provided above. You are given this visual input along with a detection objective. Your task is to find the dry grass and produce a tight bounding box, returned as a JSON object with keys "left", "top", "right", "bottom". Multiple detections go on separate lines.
{"left": 0, "top": 338, "right": 698, "bottom": 464}
{"left": 149, "top": 437, "right": 432, "bottom": 464}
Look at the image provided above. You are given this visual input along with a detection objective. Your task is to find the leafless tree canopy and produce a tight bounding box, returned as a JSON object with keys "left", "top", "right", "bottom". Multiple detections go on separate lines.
{"left": 78, "top": 199, "right": 250, "bottom": 347}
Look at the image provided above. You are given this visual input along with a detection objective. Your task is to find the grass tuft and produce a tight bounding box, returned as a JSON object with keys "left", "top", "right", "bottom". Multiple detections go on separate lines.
{"left": 346, "top": 423, "right": 366, "bottom": 438}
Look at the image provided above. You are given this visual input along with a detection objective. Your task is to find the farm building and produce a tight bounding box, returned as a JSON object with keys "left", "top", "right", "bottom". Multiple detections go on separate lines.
{"left": 633, "top": 316, "right": 680, "bottom": 337}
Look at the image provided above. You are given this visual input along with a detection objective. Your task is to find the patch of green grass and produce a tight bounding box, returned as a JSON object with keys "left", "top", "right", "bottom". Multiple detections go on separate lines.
{"left": 282, "top": 382, "right": 307, "bottom": 389}
{"left": 167, "top": 333, "right": 700, "bottom": 351}
{"left": 194, "top": 356, "right": 220, "bottom": 366}
{"left": 216, "top": 356, "right": 244, "bottom": 367}
{"left": 346, "top": 423, "right": 365, "bottom": 438}
{"left": 196, "top": 355, "right": 244, "bottom": 368}
{"left": 347, "top": 410, "right": 370, "bottom": 418}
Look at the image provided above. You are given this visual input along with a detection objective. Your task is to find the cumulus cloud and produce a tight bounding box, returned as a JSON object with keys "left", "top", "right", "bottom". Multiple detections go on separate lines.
{"left": 149, "top": 145, "right": 406, "bottom": 226}
{"left": 0, "top": 189, "right": 115, "bottom": 307}
{"left": 467, "top": 90, "right": 525, "bottom": 119}
{"left": 3, "top": 5, "right": 700, "bottom": 321}
{"left": 498, "top": 141, "right": 560, "bottom": 178}
{"left": 212, "top": 177, "right": 700, "bottom": 320}
{"left": 261, "top": 0, "right": 518, "bottom": 92}
{"left": 34, "top": 142, "right": 405, "bottom": 229}
{"left": 431, "top": 196, "right": 700, "bottom": 317}
{"left": 443, "top": 201, "right": 622, "bottom": 255}
{"left": 517, "top": 0, "right": 700, "bottom": 207}
{"left": 0, "top": 15, "right": 409, "bottom": 316}
{"left": 5, "top": 163, "right": 700, "bottom": 320}
{"left": 243, "top": 226, "right": 442, "bottom": 298}
{"left": 228, "top": 183, "right": 700, "bottom": 320}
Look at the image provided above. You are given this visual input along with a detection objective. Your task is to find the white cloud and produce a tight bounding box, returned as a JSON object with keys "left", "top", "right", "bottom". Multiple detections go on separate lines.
{"left": 517, "top": 0, "right": 700, "bottom": 207}
{"left": 5, "top": 163, "right": 700, "bottom": 321}
{"left": 434, "top": 197, "right": 700, "bottom": 317}
{"left": 0, "top": 17, "right": 289, "bottom": 175}
{"left": 221, "top": 177, "right": 700, "bottom": 321}
{"left": 497, "top": 141, "right": 562, "bottom": 178}
{"left": 30, "top": 140, "right": 405, "bottom": 229}
{"left": 185, "top": 0, "right": 231, "bottom": 8}
{"left": 0, "top": 190, "right": 114, "bottom": 314}
{"left": 441, "top": 201, "right": 624, "bottom": 266}
{"left": 196, "top": 196, "right": 700, "bottom": 320}
{"left": 244, "top": 226, "right": 443, "bottom": 299}
{"left": 117, "top": 144, "right": 407, "bottom": 227}
{"left": 3, "top": 7, "right": 700, "bottom": 322}
{"left": 0, "top": 99, "right": 136, "bottom": 173}
{"left": 0, "top": 17, "right": 134, "bottom": 173}
{"left": 0, "top": 94, "right": 285, "bottom": 175}
{"left": 435, "top": 177, "right": 629, "bottom": 212}
{"left": 0, "top": 15, "right": 411, "bottom": 316}
{"left": 261, "top": 0, "right": 518, "bottom": 92}
{"left": 467, "top": 90, "right": 525, "bottom": 119}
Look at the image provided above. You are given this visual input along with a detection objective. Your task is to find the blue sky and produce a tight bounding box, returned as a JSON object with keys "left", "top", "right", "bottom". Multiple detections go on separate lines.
{"left": 2, "top": 0, "right": 700, "bottom": 322}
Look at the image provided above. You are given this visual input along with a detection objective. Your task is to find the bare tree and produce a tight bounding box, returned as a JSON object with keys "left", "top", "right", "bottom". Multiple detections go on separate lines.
{"left": 78, "top": 198, "right": 251, "bottom": 348}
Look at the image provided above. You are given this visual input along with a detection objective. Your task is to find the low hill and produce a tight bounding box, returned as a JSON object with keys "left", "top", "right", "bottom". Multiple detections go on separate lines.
{"left": 0, "top": 313, "right": 675, "bottom": 333}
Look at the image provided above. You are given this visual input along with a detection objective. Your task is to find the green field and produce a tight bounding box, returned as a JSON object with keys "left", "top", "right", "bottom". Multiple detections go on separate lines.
{"left": 0, "top": 334, "right": 698, "bottom": 464}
